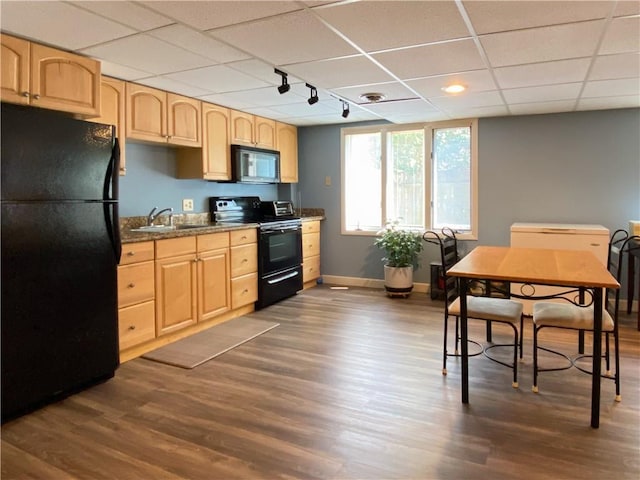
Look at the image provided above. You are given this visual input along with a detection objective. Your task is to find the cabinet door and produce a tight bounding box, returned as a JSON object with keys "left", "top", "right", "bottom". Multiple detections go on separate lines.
{"left": 202, "top": 103, "right": 231, "bottom": 180}
{"left": 30, "top": 42, "right": 101, "bottom": 117}
{"left": 0, "top": 34, "right": 30, "bottom": 105}
{"left": 126, "top": 83, "right": 167, "bottom": 143}
{"left": 89, "top": 77, "right": 126, "bottom": 175}
{"left": 277, "top": 122, "right": 298, "bottom": 183}
{"left": 230, "top": 110, "right": 254, "bottom": 146}
{"left": 167, "top": 93, "right": 201, "bottom": 147}
{"left": 198, "top": 249, "right": 230, "bottom": 321}
{"left": 155, "top": 253, "right": 198, "bottom": 336}
{"left": 255, "top": 116, "right": 276, "bottom": 149}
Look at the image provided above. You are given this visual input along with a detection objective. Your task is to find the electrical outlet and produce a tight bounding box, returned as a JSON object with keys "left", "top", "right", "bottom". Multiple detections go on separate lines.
{"left": 325, "top": 176, "right": 332, "bottom": 186}
{"left": 182, "top": 199, "right": 194, "bottom": 212}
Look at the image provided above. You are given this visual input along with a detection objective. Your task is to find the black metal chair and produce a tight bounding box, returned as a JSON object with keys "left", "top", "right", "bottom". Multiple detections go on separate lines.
{"left": 532, "top": 229, "right": 639, "bottom": 400}
{"left": 423, "top": 228, "right": 524, "bottom": 388}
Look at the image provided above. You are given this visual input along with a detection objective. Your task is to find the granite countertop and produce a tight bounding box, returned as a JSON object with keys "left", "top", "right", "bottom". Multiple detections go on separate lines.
{"left": 120, "top": 213, "right": 325, "bottom": 244}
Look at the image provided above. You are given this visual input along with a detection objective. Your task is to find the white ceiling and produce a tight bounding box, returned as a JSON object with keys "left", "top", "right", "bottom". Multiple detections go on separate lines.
{"left": 1, "top": 0, "right": 639, "bottom": 126}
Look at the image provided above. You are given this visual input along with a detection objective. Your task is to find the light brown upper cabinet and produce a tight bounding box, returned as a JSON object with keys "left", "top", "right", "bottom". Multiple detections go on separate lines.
{"left": 230, "top": 110, "right": 277, "bottom": 150}
{"left": 277, "top": 122, "right": 298, "bottom": 183}
{"left": 1, "top": 34, "right": 101, "bottom": 117}
{"left": 177, "top": 102, "right": 231, "bottom": 181}
{"left": 126, "top": 83, "right": 201, "bottom": 147}
{"left": 88, "top": 77, "right": 126, "bottom": 175}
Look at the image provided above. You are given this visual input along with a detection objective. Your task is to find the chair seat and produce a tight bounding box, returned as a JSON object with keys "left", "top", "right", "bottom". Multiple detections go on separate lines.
{"left": 533, "top": 302, "right": 615, "bottom": 331}
{"left": 449, "top": 296, "right": 523, "bottom": 324}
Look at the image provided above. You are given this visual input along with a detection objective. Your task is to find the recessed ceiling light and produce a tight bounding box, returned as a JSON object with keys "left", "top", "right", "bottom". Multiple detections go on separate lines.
{"left": 442, "top": 84, "right": 466, "bottom": 94}
{"left": 359, "top": 92, "right": 386, "bottom": 103}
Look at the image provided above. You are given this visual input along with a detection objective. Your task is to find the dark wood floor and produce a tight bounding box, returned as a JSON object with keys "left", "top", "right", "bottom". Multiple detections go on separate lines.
{"left": 2, "top": 285, "right": 639, "bottom": 479}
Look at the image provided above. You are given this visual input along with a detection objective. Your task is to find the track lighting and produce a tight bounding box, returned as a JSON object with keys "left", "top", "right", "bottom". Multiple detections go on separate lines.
{"left": 306, "top": 83, "right": 318, "bottom": 105}
{"left": 274, "top": 68, "right": 290, "bottom": 94}
{"left": 341, "top": 100, "right": 350, "bottom": 119}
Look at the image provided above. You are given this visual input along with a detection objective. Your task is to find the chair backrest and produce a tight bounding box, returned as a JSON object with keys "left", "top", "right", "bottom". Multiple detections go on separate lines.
{"left": 423, "top": 228, "right": 460, "bottom": 307}
{"left": 606, "top": 230, "right": 640, "bottom": 320}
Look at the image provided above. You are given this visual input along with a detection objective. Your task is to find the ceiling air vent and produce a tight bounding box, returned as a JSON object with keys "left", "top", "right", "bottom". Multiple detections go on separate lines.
{"left": 359, "top": 93, "right": 386, "bottom": 103}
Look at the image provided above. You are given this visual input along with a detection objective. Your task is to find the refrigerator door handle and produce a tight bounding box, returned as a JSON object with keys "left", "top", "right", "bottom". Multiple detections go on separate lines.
{"left": 104, "top": 135, "right": 121, "bottom": 263}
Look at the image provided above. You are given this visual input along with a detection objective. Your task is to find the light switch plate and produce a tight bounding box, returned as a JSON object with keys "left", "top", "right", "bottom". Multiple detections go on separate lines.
{"left": 182, "top": 199, "right": 194, "bottom": 211}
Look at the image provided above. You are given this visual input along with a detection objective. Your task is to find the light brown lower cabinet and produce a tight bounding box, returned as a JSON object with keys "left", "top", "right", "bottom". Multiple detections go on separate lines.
{"left": 302, "top": 220, "right": 321, "bottom": 288}
{"left": 230, "top": 229, "right": 258, "bottom": 308}
{"left": 197, "top": 233, "right": 231, "bottom": 321}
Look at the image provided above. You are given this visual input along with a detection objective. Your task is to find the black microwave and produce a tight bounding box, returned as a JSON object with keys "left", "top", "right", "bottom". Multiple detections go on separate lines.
{"left": 231, "top": 144, "right": 280, "bottom": 183}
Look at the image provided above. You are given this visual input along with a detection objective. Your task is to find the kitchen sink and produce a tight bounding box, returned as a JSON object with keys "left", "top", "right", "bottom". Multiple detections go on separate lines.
{"left": 130, "top": 225, "right": 176, "bottom": 233}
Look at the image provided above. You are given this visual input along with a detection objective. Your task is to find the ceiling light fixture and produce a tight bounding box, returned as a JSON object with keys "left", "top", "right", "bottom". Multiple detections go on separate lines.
{"left": 442, "top": 84, "right": 466, "bottom": 94}
{"left": 341, "top": 100, "right": 350, "bottom": 119}
{"left": 275, "top": 68, "right": 290, "bottom": 94}
{"left": 359, "top": 92, "right": 386, "bottom": 103}
{"left": 306, "top": 83, "right": 318, "bottom": 105}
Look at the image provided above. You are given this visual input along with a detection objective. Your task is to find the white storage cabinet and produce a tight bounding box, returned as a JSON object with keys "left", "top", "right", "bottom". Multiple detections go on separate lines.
{"left": 510, "top": 223, "right": 609, "bottom": 315}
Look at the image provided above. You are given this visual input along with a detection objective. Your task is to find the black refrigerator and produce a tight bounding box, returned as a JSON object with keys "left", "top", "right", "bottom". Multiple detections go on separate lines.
{"left": 1, "top": 103, "right": 121, "bottom": 422}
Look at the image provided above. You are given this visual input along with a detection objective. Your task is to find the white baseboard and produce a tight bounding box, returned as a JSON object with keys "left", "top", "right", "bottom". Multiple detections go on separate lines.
{"left": 321, "top": 275, "right": 430, "bottom": 294}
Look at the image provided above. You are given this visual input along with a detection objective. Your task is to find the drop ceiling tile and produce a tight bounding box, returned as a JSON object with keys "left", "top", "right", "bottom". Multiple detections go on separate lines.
{"left": 270, "top": 100, "right": 336, "bottom": 116}
{"left": 503, "top": 83, "right": 583, "bottom": 104}
{"left": 314, "top": 1, "right": 470, "bottom": 52}
{"left": 332, "top": 82, "right": 418, "bottom": 104}
{"left": 372, "top": 39, "right": 485, "bottom": 80}
{"left": 285, "top": 56, "right": 394, "bottom": 89}
{"left": 148, "top": 24, "right": 251, "bottom": 63}
{"left": 442, "top": 104, "right": 509, "bottom": 118}
{"left": 362, "top": 99, "right": 439, "bottom": 116}
{"left": 429, "top": 91, "right": 504, "bottom": 110}
{"left": 599, "top": 16, "right": 640, "bottom": 55}
{"left": 165, "top": 65, "right": 270, "bottom": 93}
{"left": 480, "top": 20, "right": 605, "bottom": 67}
{"left": 509, "top": 100, "right": 577, "bottom": 115}
{"left": 136, "top": 76, "right": 212, "bottom": 98}
{"left": 75, "top": 1, "right": 174, "bottom": 31}
{"left": 406, "top": 70, "right": 497, "bottom": 98}
{"left": 386, "top": 112, "right": 451, "bottom": 124}
{"left": 226, "top": 59, "right": 302, "bottom": 85}
{"left": 243, "top": 106, "right": 291, "bottom": 120}
{"left": 141, "top": 1, "right": 302, "bottom": 30}
{"left": 209, "top": 10, "right": 358, "bottom": 65}
{"left": 589, "top": 53, "right": 640, "bottom": 80}
{"left": 463, "top": 1, "right": 612, "bottom": 35}
{"left": 0, "top": 1, "right": 135, "bottom": 50}
{"left": 614, "top": 1, "right": 640, "bottom": 16}
{"left": 196, "top": 93, "right": 257, "bottom": 110}
{"left": 494, "top": 58, "right": 591, "bottom": 89}
{"left": 581, "top": 78, "right": 640, "bottom": 97}
{"left": 82, "top": 33, "right": 214, "bottom": 74}
{"left": 99, "top": 60, "right": 154, "bottom": 81}
{"left": 577, "top": 94, "right": 640, "bottom": 110}
{"left": 201, "top": 85, "right": 307, "bottom": 108}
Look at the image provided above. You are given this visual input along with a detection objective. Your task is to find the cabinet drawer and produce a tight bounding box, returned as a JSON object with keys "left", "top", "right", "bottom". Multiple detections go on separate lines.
{"left": 156, "top": 236, "right": 196, "bottom": 259}
{"left": 230, "top": 243, "right": 258, "bottom": 277}
{"left": 118, "top": 261, "right": 155, "bottom": 308}
{"left": 120, "top": 241, "right": 154, "bottom": 265}
{"left": 118, "top": 300, "right": 155, "bottom": 350}
{"left": 303, "top": 232, "right": 320, "bottom": 258}
{"left": 303, "top": 255, "right": 321, "bottom": 283}
{"left": 197, "top": 232, "right": 229, "bottom": 252}
{"left": 231, "top": 272, "right": 258, "bottom": 309}
{"left": 230, "top": 228, "right": 257, "bottom": 246}
{"left": 302, "top": 220, "right": 320, "bottom": 234}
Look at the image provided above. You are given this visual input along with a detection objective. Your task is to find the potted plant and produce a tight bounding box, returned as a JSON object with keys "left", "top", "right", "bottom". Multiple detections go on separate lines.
{"left": 374, "top": 220, "right": 424, "bottom": 296}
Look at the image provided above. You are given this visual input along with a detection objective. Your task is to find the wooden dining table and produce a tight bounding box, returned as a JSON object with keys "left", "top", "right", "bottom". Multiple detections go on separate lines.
{"left": 447, "top": 246, "right": 620, "bottom": 428}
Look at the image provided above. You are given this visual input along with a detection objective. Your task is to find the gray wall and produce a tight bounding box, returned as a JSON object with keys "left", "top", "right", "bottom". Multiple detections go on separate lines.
{"left": 119, "top": 143, "right": 278, "bottom": 217}
{"left": 297, "top": 108, "right": 640, "bottom": 283}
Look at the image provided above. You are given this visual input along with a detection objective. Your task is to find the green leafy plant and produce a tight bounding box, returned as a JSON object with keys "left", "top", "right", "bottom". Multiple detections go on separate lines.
{"left": 374, "top": 220, "right": 424, "bottom": 268}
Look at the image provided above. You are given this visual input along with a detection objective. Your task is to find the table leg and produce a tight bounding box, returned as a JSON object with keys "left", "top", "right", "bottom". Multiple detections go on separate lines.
{"left": 460, "top": 278, "right": 469, "bottom": 404}
{"left": 591, "top": 287, "right": 603, "bottom": 429}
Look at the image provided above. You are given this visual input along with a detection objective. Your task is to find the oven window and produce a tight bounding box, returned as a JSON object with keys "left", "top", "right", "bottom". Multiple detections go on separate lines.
{"left": 261, "top": 229, "right": 302, "bottom": 274}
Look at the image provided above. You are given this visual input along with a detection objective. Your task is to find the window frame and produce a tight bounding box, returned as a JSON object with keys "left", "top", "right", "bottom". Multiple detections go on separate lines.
{"left": 340, "top": 118, "right": 478, "bottom": 240}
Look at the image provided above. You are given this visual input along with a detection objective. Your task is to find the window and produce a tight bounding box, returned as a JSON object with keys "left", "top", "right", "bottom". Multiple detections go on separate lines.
{"left": 341, "top": 119, "right": 477, "bottom": 239}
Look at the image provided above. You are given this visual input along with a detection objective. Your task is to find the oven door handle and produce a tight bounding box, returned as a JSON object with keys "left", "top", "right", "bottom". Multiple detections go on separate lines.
{"left": 267, "top": 270, "right": 300, "bottom": 285}
{"left": 262, "top": 224, "right": 301, "bottom": 232}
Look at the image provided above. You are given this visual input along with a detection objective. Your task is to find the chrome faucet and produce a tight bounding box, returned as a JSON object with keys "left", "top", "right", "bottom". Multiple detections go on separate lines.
{"left": 147, "top": 207, "right": 173, "bottom": 227}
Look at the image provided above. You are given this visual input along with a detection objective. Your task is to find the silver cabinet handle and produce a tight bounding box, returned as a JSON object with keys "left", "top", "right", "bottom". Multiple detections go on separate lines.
{"left": 22, "top": 92, "right": 30, "bottom": 97}
{"left": 33, "top": 94, "right": 40, "bottom": 100}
